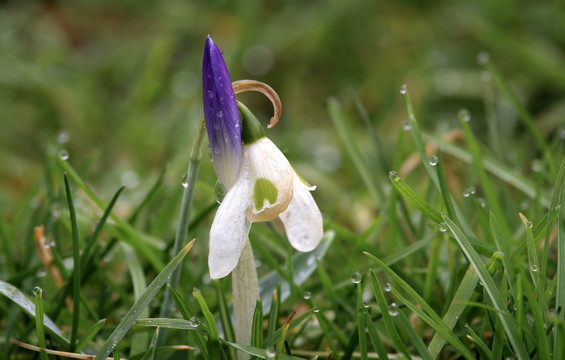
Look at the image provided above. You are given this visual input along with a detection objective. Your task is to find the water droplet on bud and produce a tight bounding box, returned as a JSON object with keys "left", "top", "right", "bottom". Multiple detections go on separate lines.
{"left": 215, "top": 181, "right": 226, "bottom": 203}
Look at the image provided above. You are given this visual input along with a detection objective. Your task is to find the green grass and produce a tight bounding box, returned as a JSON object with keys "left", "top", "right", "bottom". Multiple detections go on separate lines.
{"left": 2, "top": 1, "right": 565, "bottom": 359}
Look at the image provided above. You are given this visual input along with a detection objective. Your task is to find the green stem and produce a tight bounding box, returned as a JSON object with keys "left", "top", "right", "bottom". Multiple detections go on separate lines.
{"left": 158, "top": 118, "right": 205, "bottom": 341}
{"left": 232, "top": 239, "right": 260, "bottom": 360}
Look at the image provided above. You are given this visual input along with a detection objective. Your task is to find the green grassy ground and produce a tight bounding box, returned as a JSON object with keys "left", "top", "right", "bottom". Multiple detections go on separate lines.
{"left": 1, "top": 1, "right": 565, "bottom": 359}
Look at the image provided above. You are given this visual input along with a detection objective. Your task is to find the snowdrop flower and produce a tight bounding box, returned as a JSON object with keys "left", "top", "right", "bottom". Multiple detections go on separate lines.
{"left": 202, "top": 35, "right": 242, "bottom": 189}
{"left": 208, "top": 103, "right": 323, "bottom": 279}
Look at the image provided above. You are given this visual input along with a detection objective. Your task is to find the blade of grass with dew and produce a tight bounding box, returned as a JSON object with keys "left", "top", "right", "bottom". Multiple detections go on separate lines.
{"left": 521, "top": 274, "right": 551, "bottom": 359}
{"left": 366, "top": 253, "right": 476, "bottom": 359}
{"left": 490, "top": 213, "right": 518, "bottom": 297}
{"left": 368, "top": 270, "right": 411, "bottom": 358}
{"left": 64, "top": 173, "right": 81, "bottom": 352}
{"left": 519, "top": 213, "right": 540, "bottom": 287}
{"left": 159, "top": 119, "right": 205, "bottom": 325}
{"left": 76, "top": 319, "right": 106, "bottom": 352}
{"left": 401, "top": 88, "right": 438, "bottom": 187}
{"left": 0, "top": 280, "right": 69, "bottom": 345}
{"left": 390, "top": 287, "right": 475, "bottom": 360}
{"left": 428, "top": 250, "right": 502, "bottom": 357}
{"left": 193, "top": 287, "right": 220, "bottom": 360}
{"left": 355, "top": 281, "right": 368, "bottom": 360}
{"left": 459, "top": 112, "right": 512, "bottom": 239}
{"left": 423, "top": 133, "right": 552, "bottom": 208}
{"left": 94, "top": 239, "right": 195, "bottom": 360}
{"left": 395, "top": 311, "right": 433, "bottom": 360}
{"left": 219, "top": 341, "right": 302, "bottom": 360}
{"left": 316, "top": 259, "right": 337, "bottom": 312}
{"left": 327, "top": 97, "right": 381, "bottom": 204}
{"left": 166, "top": 285, "right": 209, "bottom": 359}
{"left": 388, "top": 172, "right": 442, "bottom": 224}
{"left": 423, "top": 236, "right": 442, "bottom": 303}
{"left": 215, "top": 280, "right": 237, "bottom": 360}
{"left": 363, "top": 311, "right": 388, "bottom": 360}
{"left": 442, "top": 214, "right": 529, "bottom": 359}
{"left": 544, "top": 157, "right": 565, "bottom": 312}
{"left": 58, "top": 158, "right": 164, "bottom": 270}
{"left": 311, "top": 304, "right": 340, "bottom": 354}
{"left": 121, "top": 243, "right": 149, "bottom": 355}
{"left": 428, "top": 266, "right": 478, "bottom": 357}
{"left": 465, "top": 324, "right": 493, "bottom": 359}
{"left": 34, "top": 287, "right": 48, "bottom": 360}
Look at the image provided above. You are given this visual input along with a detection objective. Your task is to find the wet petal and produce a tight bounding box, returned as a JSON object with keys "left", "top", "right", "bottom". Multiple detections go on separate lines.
{"left": 279, "top": 174, "right": 323, "bottom": 252}
{"left": 245, "top": 137, "right": 294, "bottom": 222}
{"left": 208, "top": 176, "right": 252, "bottom": 279}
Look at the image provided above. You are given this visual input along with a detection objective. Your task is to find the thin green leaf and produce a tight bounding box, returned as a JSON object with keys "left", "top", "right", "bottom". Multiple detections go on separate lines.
{"left": 368, "top": 270, "right": 411, "bottom": 358}
{"left": 252, "top": 300, "right": 264, "bottom": 351}
{"left": 521, "top": 274, "right": 551, "bottom": 359}
{"left": 363, "top": 311, "right": 388, "bottom": 360}
{"left": 0, "top": 281, "right": 70, "bottom": 345}
{"left": 94, "top": 240, "right": 195, "bottom": 360}
{"left": 193, "top": 287, "right": 220, "bottom": 360}
{"left": 356, "top": 282, "right": 368, "bottom": 360}
{"left": 395, "top": 312, "right": 433, "bottom": 360}
{"left": 140, "top": 328, "right": 159, "bottom": 360}
{"left": 215, "top": 280, "right": 237, "bottom": 360}
{"left": 76, "top": 319, "right": 106, "bottom": 352}
{"left": 266, "top": 285, "right": 280, "bottom": 347}
{"left": 64, "top": 173, "right": 81, "bottom": 352}
{"left": 464, "top": 324, "right": 493, "bottom": 359}
{"left": 442, "top": 214, "right": 529, "bottom": 359}
{"left": 388, "top": 172, "right": 442, "bottom": 224}
{"left": 33, "top": 287, "right": 48, "bottom": 360}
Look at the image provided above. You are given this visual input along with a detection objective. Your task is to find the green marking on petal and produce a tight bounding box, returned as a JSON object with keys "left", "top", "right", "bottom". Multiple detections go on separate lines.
{"left": 253, "top": 178, "right": 278, "bottom": 211}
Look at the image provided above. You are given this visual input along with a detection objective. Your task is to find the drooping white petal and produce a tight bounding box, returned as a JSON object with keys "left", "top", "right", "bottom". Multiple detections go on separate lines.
{"left": 209, "top": 175, "right": 252, "bottom": 279}
{"left": 245, "top": 137, "right": 294, "bottom": 222}
{"left": 279, "top": 174, "right": 323, "bottom": 252}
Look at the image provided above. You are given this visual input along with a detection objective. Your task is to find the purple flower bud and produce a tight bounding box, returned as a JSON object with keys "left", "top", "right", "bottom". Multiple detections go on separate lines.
{"left": 202, "top": 35, "right": 242, "bottom": 188}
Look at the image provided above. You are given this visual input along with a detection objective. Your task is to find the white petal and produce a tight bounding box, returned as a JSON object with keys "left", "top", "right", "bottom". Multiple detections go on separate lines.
{"left": 209, "top": 175, "right": 252, "bottom": 279}
{"left": 279, "top": 174, "right": 323, "bottom": 252}
{"left": 245, "top": 137, "right": 294, "bottom": 222}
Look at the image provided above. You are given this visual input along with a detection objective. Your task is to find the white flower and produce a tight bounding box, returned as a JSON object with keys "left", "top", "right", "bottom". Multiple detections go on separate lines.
{"left": 209, "top": 137, "right": 323, "bottom": 279}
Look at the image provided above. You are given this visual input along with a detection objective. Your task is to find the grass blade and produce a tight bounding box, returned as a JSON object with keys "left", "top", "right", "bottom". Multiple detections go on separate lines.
{"left": 94, "top": 239, "right": 195, "bottom": 360}
{"left": 64, "top": 173, "right": 81, "bottom": 352}
{"left": 388, "top": 172, "right": 442, "bottom": 223}
{"left": 215, "top": 280, "right": 237, "bottom": 360}
{"left": 76, "top": 319, "right": 106, "bottom": 352}
{"left": 363, "top": 311, "right": 388, "bottom": 360}
{"left": 193, "top": 287, "right": 220, "bottom": 360}
{"left": 33, "top": 287, "right": 49, "bottom": 360}
{"left": 355, "top": 281, "right": 368, "bottom": 360}
{"left": 0, "top": 280, "right": 69, "bottom": 345}
{"left": 442, "top": 214, "right": 529, "bottom": 359}
{"left": 251, "top": 300, "right": 264, "bottom": 353}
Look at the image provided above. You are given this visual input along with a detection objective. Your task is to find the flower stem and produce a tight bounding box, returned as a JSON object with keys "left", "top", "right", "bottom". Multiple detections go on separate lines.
{"left": 232, "top": 239, "right": 260, "bottom": 360}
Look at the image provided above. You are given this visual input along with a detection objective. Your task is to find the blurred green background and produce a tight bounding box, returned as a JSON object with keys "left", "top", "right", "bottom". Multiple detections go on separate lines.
{"left": 1, "top": 0, "right": 564, "bottom": 231}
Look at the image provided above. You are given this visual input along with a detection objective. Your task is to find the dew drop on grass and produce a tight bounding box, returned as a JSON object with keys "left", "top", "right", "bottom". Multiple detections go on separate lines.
{"left": 400, "top": 84, "right": 407, "bottom": 94}
{"left": 429, "top": 155, "right": 438, "bottom": 166}
{"left": 388, "top": 302, "right": 398, "bottom": 316}
{"left": 476, "top": 51, "right": 490, "bottom": 65}
{"left": 402, "top": 119, "right": 411, "bottom": 131}
{"left": 384, "top": 283, "right": 392, "bottom": 292}
{"left": 388, "top": 171, "right": 399, "bottom": 180}
{"left": 181, "top": 173, "right": 189, "bottom": 188}
{"left": 351, "top": 272, "right": 362, "bottom": 284}
{"left": 530, "top": 265, "right": 538, "bottom": 272}
{"left": 215, "top": 181, "right": 226, "bottom": 203}
{"left": 496, "top": 251, "right": 504, "bottom": 258}
{"left": 458, "top": 108, "right": 471, "bottom": 122}
{"left": 303, "top": 291, "right": 311, "bottom": 300}
{"left": 478, "top": 197, "right": 486, "bottom": 207}
{"left": 265, "top": 347, "right": 276, "bottom": 359}
{"left": 56, "top": 132, "right": 69, "bottom": 144}
{"left": 531, "top": 159, "right": 542, "bottom": 172}
{"left": 313, "top": 306, "right": 320, "bottom": 313}
{"left": 189, "top": 315, "right": 200, "bottom": 327}
{"left": 33, "top": 286, "right": 42, "bottom": 296}
{"left": 363, "top": 303, "right": 370, "bottom": 309}
{"left": 58, "top": 149, "right": 69, "bottom": 160}
{"left": 463, "top": 187, "right": 475, "bottom": 197}
{"left": 437, "top": 222, "right": 448, "bottom": 232}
